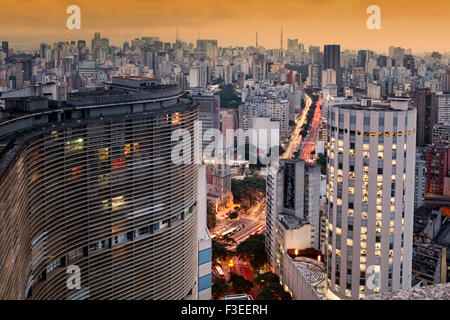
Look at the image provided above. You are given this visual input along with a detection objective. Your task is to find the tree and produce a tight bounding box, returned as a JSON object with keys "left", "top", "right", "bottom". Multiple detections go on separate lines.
{"left": 236, "top": 234, "right": 267, "bottom": 271}
{"left": 255, "top": 271, "right": 291, "bottom": 300}
{"left": 219, "top": 84, "right": 240, "bottom": 108}
{"left": 255, "top": 272, "right": 280, "bottom": 286}
{"left": 207, "top": 200, "right": 216, "bottom": 230}
{"left": 229, "top": 211, "right": 238, "bottom": 219}
{"left": 228, "top": 273, "right": 253, "bottom": 294}
{"left": 212, "top": 278, "right": 230, "bottom": 299}
{"left": 231, "top": 176, "right": 266, "bottom": 205}
{"left": 212, "top": 239, "right": 231, "bottom": 264}
{"left": 255, "top": 282, "right": 292, "bottom": 300}
{"left": 219, "top": 235, "right": 237, "bottom": 247}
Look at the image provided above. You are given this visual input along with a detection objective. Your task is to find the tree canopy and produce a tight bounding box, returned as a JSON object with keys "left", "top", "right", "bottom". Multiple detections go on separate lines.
{"left": 228, "top": 273, "right": 254, "bottom": 294}
{"left": 255, "top": 272, "right": 292, "bottom": 300}
{"left": 235, "top": 234, "right": 267, "bottom": 271}
{"left": 212, "top": 278, "right": 230, "bottom": 300}
{"left": 231, "top": 176, "right": 266, "bottom": 205}
{"left": 220, "top": 84, "right": 240, "bottom": 108}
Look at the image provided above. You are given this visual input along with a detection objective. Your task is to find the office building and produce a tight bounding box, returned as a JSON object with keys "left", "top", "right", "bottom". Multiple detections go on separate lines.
{"left": 414, "top": 151, "right": 426, "bottom": 209}
{"left": 1, "top": 41, "right": 8, "bottom": 59}
{"left": 325, "top": 99, "right": 417, "bottom": 299}
{"left": 437, "top": 94, "right": 450, "bottom": 125}
{"left": 189, "top": 66, "right": 207, "bottom": 88}
{"left": 432, "top": 124, "right": 450, "bottom": 145}
{"left": 412, "top": 88, "right": 438, "bottom": 146}
{"left": 425, "top": 145, "right": 450, "bottom": 196}
{"left": 266, "top": 159, "right": 321, "bottom": 271}
{"left": 323, "top": 45, "right": 341, "bottom": 92}
{"left": 274, "top": 214, "right": 316, "bottom": 277}
{"left": 190, "top": 87, "right": 220, "bottom": 154}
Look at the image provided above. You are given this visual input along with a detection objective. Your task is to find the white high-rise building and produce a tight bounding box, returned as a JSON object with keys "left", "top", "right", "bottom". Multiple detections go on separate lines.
{"left": 437, "top": 94, "right": 450, "bottom": 125}
{"left": 322, "top": 68, "right": 336, "bottom": 88}
{"left": 189, "top": 66, "right": 207, "bottom": 88}
{"left": 266, "top": 159, "right": 321, "bottom": 271}
{"left": 325, "top": 99, "right": 417, "bottom": 299}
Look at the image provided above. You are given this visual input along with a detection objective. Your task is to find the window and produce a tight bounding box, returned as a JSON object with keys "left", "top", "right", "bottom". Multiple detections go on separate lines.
{"left": 46, "top": 259, "right": 62, "bottom": 274}
{"left": 68, "top": 248, "right": 84, "bottom": 261}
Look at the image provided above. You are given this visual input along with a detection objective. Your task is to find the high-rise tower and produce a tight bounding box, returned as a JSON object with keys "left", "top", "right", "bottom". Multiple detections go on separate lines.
{"left": 325, "top": 99, "right": 416, "bottom": 299}
{"left": 0, "top": 77, "right": 207, "bottom": 300}
{"left": 324, "top": 44, "right": 341, "bottom": 92}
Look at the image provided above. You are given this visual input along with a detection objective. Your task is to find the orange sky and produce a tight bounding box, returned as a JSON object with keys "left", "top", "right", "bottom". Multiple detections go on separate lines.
{"left": 1, "top": 0, "right": 449, "bottom": 53}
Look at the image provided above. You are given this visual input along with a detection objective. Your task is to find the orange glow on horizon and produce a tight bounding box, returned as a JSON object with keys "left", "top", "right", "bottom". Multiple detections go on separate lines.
{"left": 0, "top": 0, "right": 448, "bottom": 53}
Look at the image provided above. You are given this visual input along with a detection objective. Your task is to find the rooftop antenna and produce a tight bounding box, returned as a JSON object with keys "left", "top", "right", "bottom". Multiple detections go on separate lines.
{"left": 176, "top": 23, "right": 179, "bottom": 42}
{"left": 256, "top": 31, "right": 258, "bottom": 48}
{"left": 280, "top": 27, "right": 283, "bottom": 51}
{"left": 65, "top": 29, "right": 70, "bottom": 44}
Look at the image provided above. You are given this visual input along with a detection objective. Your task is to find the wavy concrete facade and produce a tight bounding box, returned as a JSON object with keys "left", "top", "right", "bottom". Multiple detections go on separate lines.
{"left": 0, "top": 83, "right": 200, "bottom": 299}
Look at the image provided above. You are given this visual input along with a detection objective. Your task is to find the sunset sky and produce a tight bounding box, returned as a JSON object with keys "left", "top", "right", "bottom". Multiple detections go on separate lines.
{"left": 1, "top": 0, "right": 449, "bottom": 53}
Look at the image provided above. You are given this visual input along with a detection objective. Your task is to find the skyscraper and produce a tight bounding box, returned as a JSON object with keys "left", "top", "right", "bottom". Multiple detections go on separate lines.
{"left": 1, "top": 41, "right": 8, "bottom": 59}
{"left": 266, "top": 159, "right": 321, "bottom": 271}
{"left": 0, "top": 77, "right": 206, "bottom": 300}
{"left": 196, "top": 40, "right": 217, "bottom": 54}
{"left": 324, "top": 45, "right": 341, "bottom": 92}
{"left": 411, "top": 88, "right": 438, "bottom": 146}
{"left": 190, "top": 86, "right": 220, "bottom": 154}
{"left": 325, "top": 99, "right": 417, "bottom": 299}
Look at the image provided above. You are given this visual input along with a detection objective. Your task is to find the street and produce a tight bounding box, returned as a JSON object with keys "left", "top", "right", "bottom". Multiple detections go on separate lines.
{"left": 281, "top": 93, "right": 313, "bottom": 159}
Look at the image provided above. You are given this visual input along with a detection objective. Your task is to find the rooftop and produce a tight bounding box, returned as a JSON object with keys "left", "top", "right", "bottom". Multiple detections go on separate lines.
{"left": 277, "top": 213, "right": 310, "bottom": 230}
{"left": 332, "top": 98, "right": 413, "bottom": 112}
{"left": 362, "top": 283, "right": 450, "bottom": 300}
{"left": 289, "top": 256, "right": 340, "bottom": 300}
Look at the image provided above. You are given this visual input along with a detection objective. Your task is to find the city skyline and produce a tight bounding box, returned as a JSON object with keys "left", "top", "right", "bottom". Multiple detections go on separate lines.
{"left": 0, "top": 0, "right": 449, "bottom": 303}
{"left": 1, "top": 0, "right": 449, "bottom": 53}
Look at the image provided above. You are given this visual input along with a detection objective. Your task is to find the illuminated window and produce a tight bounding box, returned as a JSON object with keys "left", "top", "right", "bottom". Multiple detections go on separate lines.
{"left": 112, "top": 158, "right": 125, "bottom": 172}
{"left": 99, "top": 147, "right": 109, "bottom": 161}
{"left": 124, "top": 144, "right": 132, "bottom": 156}
{"left": 112, "top": 196, "right": 125, "bottom": 210}
{"left": 65, "top": 138, "right": 84, "bottom": 152}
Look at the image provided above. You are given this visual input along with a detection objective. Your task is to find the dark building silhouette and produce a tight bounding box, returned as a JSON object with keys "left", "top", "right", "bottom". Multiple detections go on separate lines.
{"left": 412, "top": 88, "right": 438, "bottom": 146}
{"left": 324, "top": 44, "right": 341, "bottom": 92}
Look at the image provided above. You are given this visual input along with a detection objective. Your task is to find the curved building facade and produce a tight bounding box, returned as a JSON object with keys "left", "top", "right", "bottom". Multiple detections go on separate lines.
{"left": 325, "top": 100, "right": 416, "bottom": 299}
{"left": 0, "top": 79, "right": 200, "bottom": 299}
